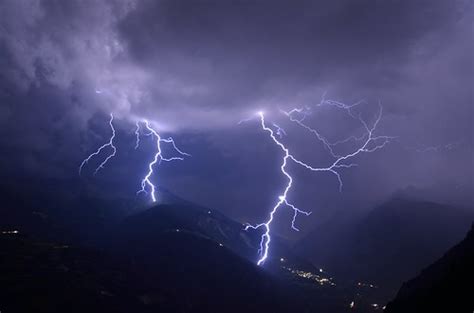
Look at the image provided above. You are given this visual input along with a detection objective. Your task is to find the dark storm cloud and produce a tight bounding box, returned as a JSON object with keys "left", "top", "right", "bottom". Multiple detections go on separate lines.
{"left": 1, "top": 0, "right": 469, "bottom": 128}
{"left": 117, "top": 0, "right": 466, "bottom": 128}
{"left": 0, "top": 0, "right": 472, "bottom": 230}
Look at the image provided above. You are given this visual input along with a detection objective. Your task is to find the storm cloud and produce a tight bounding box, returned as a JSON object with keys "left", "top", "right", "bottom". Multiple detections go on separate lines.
{"left": 0, "top": 0, "right": 472, "bottom": 234}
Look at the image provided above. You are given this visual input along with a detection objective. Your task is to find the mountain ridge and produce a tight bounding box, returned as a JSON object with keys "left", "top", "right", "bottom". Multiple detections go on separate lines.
{"left": 295, "top": 196, "right": 474, "bottom": 299}
{"left": 385, "top": 222, "right": 474, "bottom": 312}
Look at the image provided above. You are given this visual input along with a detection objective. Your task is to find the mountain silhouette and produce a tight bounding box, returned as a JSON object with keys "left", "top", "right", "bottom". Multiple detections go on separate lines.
{"left": 295, "top": 196, "right": 474, "bottom": 299}
{"left": 103, "top": 201, "right": 346, "bottom": 312}
{"left": 385, "top": 223, "right": 474, "bottom": 313}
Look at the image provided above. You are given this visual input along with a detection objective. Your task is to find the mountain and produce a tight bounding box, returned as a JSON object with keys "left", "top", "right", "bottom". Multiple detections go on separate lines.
{"left": 0, "top": 177, "right": 137, "bottom": 245}
{"left": 1, "top": 231, "right": 295, "bottom": 313}
{"left": 104, "top": 202, "right": 349, "bottom": 312}
{"left": 385, "top": 223, "right": 474, "bottom": 313}
{"left": 0, "top": 179, "right": 396, "bottom": 312}
{"left": 0, "top": 234, "right": 146, "bottom": 313}
{"left": 295, "top": 197, "right": 474, "bottom": 300}
{"left": 0, "top": 178, "right": 189, "bottom": 246}
{"left": 0, "top": 211, "right": 320, "bottom": 313}
{"left": 108, "top": 201, "right": 316, "bottom": 268}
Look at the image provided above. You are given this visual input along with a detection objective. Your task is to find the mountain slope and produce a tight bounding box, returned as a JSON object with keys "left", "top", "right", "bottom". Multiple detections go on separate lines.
{"left": 0, "top": 232, "right": 300, "bottom": 313}
{"left": 295, "top": 197, "right": 474, "bottom": 298}
{"left": 110, "top": 202, "right": 320, "bottom": 270}
{"left": 105, "top": 203, "right": 348, "bottom": 312}
{"left": 0, "top": 234, "right": 149, "bottom": 313}
{"left": 385, "top": 223, "right": 474, "bottom": 313}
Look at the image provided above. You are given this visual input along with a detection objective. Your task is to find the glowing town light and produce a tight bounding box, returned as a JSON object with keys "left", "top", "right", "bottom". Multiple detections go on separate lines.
{"left": 1, "top": 230, "right": 19, "bottom": 235}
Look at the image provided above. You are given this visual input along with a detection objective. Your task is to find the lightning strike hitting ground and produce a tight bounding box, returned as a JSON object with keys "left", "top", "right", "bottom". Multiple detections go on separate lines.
{"left": 136, "top": 120, "right": 190, "bottom": 202}
{"left": 79, "top": 113, "right": 117, "bottom": 175}
{"left": 244, "top": 112, "right": 312, "bottom": 265}
{"left": 245, "top": 100, "right": 393, "bottom": 265}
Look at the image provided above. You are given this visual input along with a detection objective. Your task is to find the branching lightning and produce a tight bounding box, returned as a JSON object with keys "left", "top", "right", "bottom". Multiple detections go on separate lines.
{"left": 79, "top": 113, "right": 117, "bottom": 175}
{"left": 80, "top": 113, "right": 189, "bottom": 204}
{"left": 282, "top": 100, "right": 394, "bottom": 191}
{"left": 244, "top": 112, "right": 312, "bottom": 265}
{"left": 136, "top": 120, "right": 190, "bottom": 202}
{"left": 244, "top": 98, "right": 394, "bottom": 265}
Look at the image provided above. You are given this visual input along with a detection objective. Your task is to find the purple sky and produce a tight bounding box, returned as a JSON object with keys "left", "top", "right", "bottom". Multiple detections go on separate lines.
{"left": 0, "top": 0, "right": 472, "bottom": 238}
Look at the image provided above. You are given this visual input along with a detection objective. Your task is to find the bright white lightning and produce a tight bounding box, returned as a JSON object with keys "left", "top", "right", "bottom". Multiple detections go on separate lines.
{"left": 134, "top": 121, "right": 140, "bottom": 149}
{"left": 273, "top": 123, "right": 287, "bottom": 138}
{"left": 283, "top": 101, "right": 394, "bottom": 191}
{"left": 246, "top": 100, "right": 393, "bottom": 265}
{"left": 245, "top": 112, "right": 312, "bottom": 266}
{"left": 136, "top": 120, "right": 190, "bottom": 203}
{"left": 281, "top": 97, "right": 367, "bottom": 159}
{"left": 79, "top": 113, "right": 117, "bottom": 175}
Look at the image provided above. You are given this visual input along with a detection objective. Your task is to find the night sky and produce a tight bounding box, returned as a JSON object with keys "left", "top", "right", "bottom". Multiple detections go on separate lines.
{"left": 0, "top": 0, "right": 472, "bottom": 239}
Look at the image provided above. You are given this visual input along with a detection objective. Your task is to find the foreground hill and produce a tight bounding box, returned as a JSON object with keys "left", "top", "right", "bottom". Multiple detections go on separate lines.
{"left": 108, "top": 201, "right": 317, "bottom": 268}
{"left": 385, "top": 223, "right": 474, "bottom": 313}
{"left": 0, "top": 230, "right": 312, "bottom": 313}
{"left": 0, "top": 198, "right": 364, "bottom": 313}
{"left": 295, "top": 197, "right": 474, "bottom": 299}
{"left": 105, "top": 203, "right": 352, "bottom": 312}
{"left": 0, "top": 234, "right": 145, "bottom": 313}
{"left": 0, "top": 180, "right": 398, "bottom": 312}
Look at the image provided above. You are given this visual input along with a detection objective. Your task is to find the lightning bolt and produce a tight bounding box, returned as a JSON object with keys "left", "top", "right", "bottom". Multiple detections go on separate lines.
{"left": 245, "top": 112, "right": 312, "bottom": 266}
{"left": 136, "top": 120, "right": 190, "bottom": 202}
{"left": 245, "top": 99, "right": 393, "bottom": 265}
{"left": 79, "top": 112, "right": 190, "bottom": 203}
{"left": 283, "top": 101, "right": 394, "bottom": 191}
{"left": 79, "top": 113, "right": 117, "bottom": 175}
{"left": 134, "top": 121, "right": 141, "bottom": 149}
{"left": 281, "top": 97, "right": 367, "bottom": 158}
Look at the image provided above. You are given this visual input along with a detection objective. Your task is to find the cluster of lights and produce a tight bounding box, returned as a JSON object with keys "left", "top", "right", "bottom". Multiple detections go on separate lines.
{"left": 284, "top": 267, "right": 336, "bottom": 286}
{"left": 357, "top": 281, "right": 378, "bottom": 289}
{"left": 1, "top": 230, "right": 19, "bottom": 235}
{"left": 349, "top": 301, "right": 385, "bottom": 311}
{"left": 349, "top": 280, "right": 385, "bottom": 311}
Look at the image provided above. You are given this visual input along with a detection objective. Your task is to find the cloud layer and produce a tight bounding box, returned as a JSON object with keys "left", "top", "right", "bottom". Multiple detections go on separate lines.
{"left": 0, "top": 0, "right": 472, "bottom": 231}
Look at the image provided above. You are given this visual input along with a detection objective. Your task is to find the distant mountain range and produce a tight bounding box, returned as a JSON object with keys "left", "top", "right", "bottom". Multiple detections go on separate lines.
{"left": 3, "top": 177, "right": 472, "bottom": 312}
{"left": 295, "top": 196, "right": 474, "bottom": 299}
{"left": 385, "top": 223, "right": 474, "bottom": 313}
{"left": 0, "top": 184, "right": 362, "bottom": 313}
{"left": 107, "top": 199, "right": 317, "bottom": 269}
{"left": 103, "top": 201, "right": 356, "bottom": 312}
